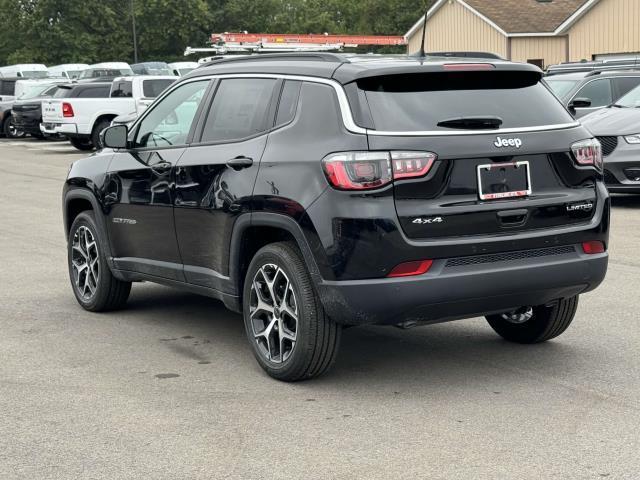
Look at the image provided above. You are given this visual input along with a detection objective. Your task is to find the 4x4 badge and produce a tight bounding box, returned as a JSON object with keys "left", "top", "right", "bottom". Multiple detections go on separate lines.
{"left": 494, "top": 136, "right": 522, "bottom": 149}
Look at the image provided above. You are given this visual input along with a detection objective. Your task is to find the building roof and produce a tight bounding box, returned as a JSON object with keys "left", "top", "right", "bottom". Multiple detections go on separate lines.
{"left": 406, "top": 0, "right": 600, "bottom": 38}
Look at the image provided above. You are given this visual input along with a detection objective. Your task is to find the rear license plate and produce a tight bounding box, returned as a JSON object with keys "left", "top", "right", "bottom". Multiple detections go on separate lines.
{"left": 477, "top": 161, "right": 531, "bottom": 200}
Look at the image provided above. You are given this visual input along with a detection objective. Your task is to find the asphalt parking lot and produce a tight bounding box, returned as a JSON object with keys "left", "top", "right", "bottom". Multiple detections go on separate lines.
{"left": 1, "top": 137, "right": 639, "bottom": 479}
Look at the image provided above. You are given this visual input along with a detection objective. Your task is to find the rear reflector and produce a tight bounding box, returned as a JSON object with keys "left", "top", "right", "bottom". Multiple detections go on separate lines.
{"left": 582, "top": 241, "right": 605, "bottom": 254}
{"left": 387, "top": 260, "right": 433, "bottom": 278}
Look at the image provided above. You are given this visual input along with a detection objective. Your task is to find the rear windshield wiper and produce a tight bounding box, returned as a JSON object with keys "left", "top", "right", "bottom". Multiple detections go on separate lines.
{"left": 437, "top": 116, "right": 503, "bottom": 130}
{"left": 610, "top": 103, "right": 625, "bottom": 108}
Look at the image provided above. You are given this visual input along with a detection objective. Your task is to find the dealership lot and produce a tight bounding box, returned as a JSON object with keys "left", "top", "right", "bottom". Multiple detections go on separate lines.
{"left": 1, "top": 138, "right": 639, "bottom": 479}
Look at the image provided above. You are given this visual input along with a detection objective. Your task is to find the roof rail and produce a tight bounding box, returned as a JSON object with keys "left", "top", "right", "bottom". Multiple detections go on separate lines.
{"left": 201, "top": 52, "right": 350, "bottom": 68}
{"left": 585, "top": 66, "right": 640, "bottom": 77}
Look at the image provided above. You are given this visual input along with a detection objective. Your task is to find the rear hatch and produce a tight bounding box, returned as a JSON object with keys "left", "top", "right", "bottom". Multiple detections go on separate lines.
{"left": 357, "top": 68, "right": 599, "bottom": 240}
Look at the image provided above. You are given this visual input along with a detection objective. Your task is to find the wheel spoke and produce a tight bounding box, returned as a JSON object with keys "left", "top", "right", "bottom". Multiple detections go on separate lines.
{"left": 70, "top": 225, "right": 100, "bottom": 300}
{"left": 249, "top": 262, "right": 298, "bottom": 365}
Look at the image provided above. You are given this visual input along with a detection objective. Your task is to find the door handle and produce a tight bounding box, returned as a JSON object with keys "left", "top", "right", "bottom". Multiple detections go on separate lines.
{"left": 226, "top": 156, "right": 253, "bottom": 170}
{"left": 150, "top": 161, "right": 172, "bottom": 173}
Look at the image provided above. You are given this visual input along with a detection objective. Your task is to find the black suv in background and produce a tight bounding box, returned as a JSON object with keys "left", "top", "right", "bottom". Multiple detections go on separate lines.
{"left": 13, "top": 83, "right": 111, "bottom": 138}
{"left": 63, "top": 54, "right": 609, "bottom": 381}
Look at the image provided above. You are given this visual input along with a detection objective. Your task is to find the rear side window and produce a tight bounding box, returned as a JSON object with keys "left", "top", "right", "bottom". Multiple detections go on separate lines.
{"left": 142, "top": 79, "right": 175, "bottom": 98}
{"left": 574, "top": 79, "right": 612, "bottom": 107}
{"left": 111, "top": 81, "right": 133, "bottom": 98}
{"left": 357, "top": 71, "right": 574, "bottom": 132}
{"left": 76, "top": 85, "right": 111, "bottom": 98}
{"left": 201, "top": 78, "right": 277, "bottom": 143}
{"left": 275, "top": 80, "right": 301, "bottom": 127}
{"left": 613, "top": 77, "right": 640, "bottom": 99}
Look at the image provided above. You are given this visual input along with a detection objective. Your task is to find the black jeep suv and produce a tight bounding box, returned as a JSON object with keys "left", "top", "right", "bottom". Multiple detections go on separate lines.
{"left": 63, "top": 54, "right": 609, "bottom": 381}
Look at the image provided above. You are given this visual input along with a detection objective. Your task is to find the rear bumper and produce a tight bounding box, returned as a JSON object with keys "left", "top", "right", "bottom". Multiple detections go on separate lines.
{"left": 317, "top": 246, "right": 608, "bottom": 325}
{"left": 13, "top": 114, "right": 42, "bottom": 134}
{"left": 40, "top": 122, "right": 79, "bottom": 136}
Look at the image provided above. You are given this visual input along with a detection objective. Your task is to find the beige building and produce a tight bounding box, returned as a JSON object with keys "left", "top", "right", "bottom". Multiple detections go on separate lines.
{"left": 405, "top": 0, "right": 640, "bottom": 69}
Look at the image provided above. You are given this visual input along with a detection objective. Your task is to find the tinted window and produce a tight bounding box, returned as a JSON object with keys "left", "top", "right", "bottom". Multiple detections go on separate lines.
{"left": 545, "top": 78, "right": 580, "bottom": 99}
{"left": 111, "top": 81, "right": 133, "bottom": 98}
{"left": 275, "top": 80, "right": 301, "bottom": 127}
{"left": 359, "top": 71, "right": 574, "bottom": 131}
{"left": 618, "top": 85, "right": 640, "bottom": 108}
{"left": 135, "top": 80, "right": 208, "bottom": 148}
{"left": 201, "top": 78, "right": 277, "bottom": 143}
{"left": 142, "top": 79, "right": 175, "bottom": 98}
{"left": 77, "top": 85, "right": 111, "bottom": 98}
{"left": 574, "top": 79, "right": 612, "bottom": 107}
{"left": 613, "top": 77, "right": 640, "bottom": 99}
{"left": 53, "top": 86, "right": 74, "bottom": 98}
{"left": 0, "top": 80, "right": 16, "bottom": 95}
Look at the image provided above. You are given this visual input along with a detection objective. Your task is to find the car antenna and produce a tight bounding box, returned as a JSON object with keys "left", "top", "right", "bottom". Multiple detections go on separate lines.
{"left": 418, "top": 4, "right": 428, "bottom": 58}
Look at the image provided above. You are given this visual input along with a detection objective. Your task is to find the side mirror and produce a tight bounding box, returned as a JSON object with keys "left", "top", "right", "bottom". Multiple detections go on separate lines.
{"left": 569, "top": 97, "right": 592, "bottom": 110}
{"left": 101, "top": 124, "right": 128, "bottom": 149}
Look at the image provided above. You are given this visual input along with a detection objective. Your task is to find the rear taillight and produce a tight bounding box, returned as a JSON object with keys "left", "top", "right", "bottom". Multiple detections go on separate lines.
{"left": 582, "top": 241, "right": 606, "bottom": 254}
{"left": 62, "top": 102, "right": 74, "bottom": 118}
{"left": 571, "top": 138, "right": 602, "bottom": 170}
{"left": 387, "top": 260, "right": 433, "bottom": 278}
{"left": 322, "top": 151, "right": 437, "bottom": 191}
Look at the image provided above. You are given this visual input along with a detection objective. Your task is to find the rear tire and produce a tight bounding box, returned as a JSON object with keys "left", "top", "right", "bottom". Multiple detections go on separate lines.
{"left": 243, "top": 242, "right": 341, "bottom": 381}
{"left": 486, "top": 296, "right": 579, "bottom": 344}
{"left": 68, "top": 211, "right": 131, "bottom": 311}
{"left": 69, "top": 137, "right": 94, "bottom": 151}
{"left": 91, "top": 119, "right": 111, "bottom": 150}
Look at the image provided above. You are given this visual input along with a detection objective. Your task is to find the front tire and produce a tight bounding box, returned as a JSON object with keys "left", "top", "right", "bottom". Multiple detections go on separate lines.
{"left": 3, "top": 115, "right": 24, "bottom": 138}
{"left": 91, "top": 119, "right": 111, "bottom": 150}
{"left": 68, "top": 212, "right": 131, "bottom": 311}
{"left": 243, "top": 242, "right": 341, "bottom": 381}
{"left": 486, "top": 296, "right": 579, "bottom": 344}
{"left": 69, "top": 137, "right": 94, "bottom": 151}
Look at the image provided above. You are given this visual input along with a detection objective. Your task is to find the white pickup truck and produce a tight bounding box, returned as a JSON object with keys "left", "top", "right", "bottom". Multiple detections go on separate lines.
{"left": 41, "top": 75, "right": 177, "bottom": 150}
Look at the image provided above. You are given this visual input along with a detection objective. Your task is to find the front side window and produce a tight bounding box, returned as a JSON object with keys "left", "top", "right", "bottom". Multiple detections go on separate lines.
{"left": 134, "top": 80, "right": 208, "bottom": 149}
{"left": 201, "top": 78, "right": 277, "bottom": 143}
{"left": 574, "top": 79, "right": 613, "bottom": 107}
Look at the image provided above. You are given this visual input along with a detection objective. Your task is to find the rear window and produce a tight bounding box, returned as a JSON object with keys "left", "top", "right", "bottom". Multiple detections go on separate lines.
{"left": 111, "top": 81, "right": 133, "bottom": 98}
{"left": 358, "top": 71, "right": 574, "bottom": 132}
{"left": 142, "top": 79, "right": 175, "bottom": 98}
{"left": 76, "top": 85, "right": 111, "bottom": 98}
{"left": 53, "top": 86, "right": 74, "bottom": 98}
{"left": 0, "top": 80, "right": 16, "bottom": 95}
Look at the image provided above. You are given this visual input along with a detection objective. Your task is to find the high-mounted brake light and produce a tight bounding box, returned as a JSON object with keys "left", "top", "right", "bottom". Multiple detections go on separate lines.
{"left": 62, "top": 102, "right": 74, "bottom": 118}
{"left": 443, "top": 63, "right": 495, "bottom": 71}
{"left": 322, "top": 151, "right": 437, "bottom": 191}
{"left": 387, "top": 260, "right": 433, "bottom": 278}
{"left": 571, "top": 138, "right": 602, "bottom": 170}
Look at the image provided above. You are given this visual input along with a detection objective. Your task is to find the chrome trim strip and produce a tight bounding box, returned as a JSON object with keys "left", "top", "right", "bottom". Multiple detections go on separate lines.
{"left": 365, "top": 123, "right": 581, "bottom": 137}
{"left": 143, "top": 73, "right": 581, "bottom": 138}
